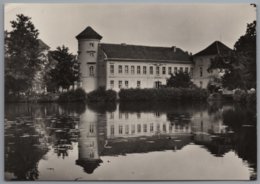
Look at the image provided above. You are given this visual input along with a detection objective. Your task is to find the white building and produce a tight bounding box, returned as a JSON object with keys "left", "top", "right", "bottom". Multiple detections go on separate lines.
{"left": 76, "top": 26, "right": 232, "bottom": 92}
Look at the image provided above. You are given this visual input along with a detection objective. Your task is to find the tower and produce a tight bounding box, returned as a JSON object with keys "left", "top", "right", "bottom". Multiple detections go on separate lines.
{"left": 76, "top": 107, "right": 102, "bottom": 174}
{"left": 76, "top": 26, "right": 102, "bottom": 93}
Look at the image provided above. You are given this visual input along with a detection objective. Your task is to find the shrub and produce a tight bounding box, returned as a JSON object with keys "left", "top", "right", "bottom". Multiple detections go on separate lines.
{"left": 233, "top": 89, "right": 247, "bottom": 103}
{"left": 118, "top": 88, "right": 208, "bottom": 102}
{"left": 58, "top": 88, "right": 87, "bottom": 103}
{"left": 87, "top": 87, "right": 117, "bottom": 102}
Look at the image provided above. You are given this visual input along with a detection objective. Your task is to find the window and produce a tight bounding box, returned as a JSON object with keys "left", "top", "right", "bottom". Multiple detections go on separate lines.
{"left": 137, "top": 66, "right": 141, "bottom": 74}
{"left": 174, "top": 67, "right": 177, "bottom": 74}
{"left": 137, "top": 124, "right": 141, "bottom": 133}
{"left": 150, "top": 123, "right": 154, "bottom": 132}
{"left": 131, "top": 125, "right": 135, "bottom": 134}
{"left": 89, "top": 42, "right": 94, "bottom": 47}
{"left": 162, "top": 67, "right": 166, "bottom": 74}
{"left": 168, "top": 67, "right": 172, "bottom": 75}
{"left": 110, "top": 65, "right": 114, "bottom": 74}
{"left": 143, "top": 124, "right": 147, "bottom": 133}
{"left": 163, "top": 124, "right": 166, "bottom": 132}
{"left": 156, "top": 66, "right": 160, "bottom": 75}
{"left": 119, "top": 112, "right": 122, "bottom": 119}
{"left": 185, "top": 67, "right": 189, "bottom": 73}
{"left": 89, "top": 66, "right": 94, "bottom": 76}
{"left": 150, "top": 66, "right": 153, "bottom": 74}
{"left": 89, "top": 151, "right": 94, "bottom": 158}
{"left": 110, "top": 80, "right": 114, "bottom": 89}
{"left": 155, "top": 112, "right": 160, "bottom": 117}
{"left": 137, "top": 81, "right": 141, "bottom": 88}
{"left": 125, "top": 66, "right": 129, "bottom": 74}
{"left": 180, "top": 67, "right": 183, "bottom": 72}
{"left": 110, "top": 125, "right": 114, "bottom": 135}
{"left": 125, "top": 81, "right": 129, "bottom": 88}
{"left": 125, "top": 112, "right": 129, "bottom": 119}
{"left": 200, "top": 67, "right": 203, "bottom": 77}
{"left": 89, "top": 52, "right": 94, "bottom": 57}
{"left": 137, "top": 113, "right": 141, "bottom": 119}
{"left": 110, "top": 112, "right": 114, "bottom": 119}
{"left": 119, "top": 125, "right": 123, "bottom": 134}
{"left": 190, "top": 67, "right": 193, "bottom": 76}
{"left": 157, "top": 124, "right": 160, "bottom": 131}
{"left": 131, "top": 66, "right": 135, "bottom": 74}
{"left": 143, "top": 66, "right": 147, "bottom": 74}
{"left": 119, "top": 80, "right": 122, "bottom": 89}
{"left": 89, "top": 124, "right": 94, "bottom": 133}
{"left": 118, "top": 65, "right": 122, "bottom": 74}
{"left": 200, "top": 81, "right": 203, "bottom": 88}
{"left": 125, "top": 125, "right": 129, "bottom": 134}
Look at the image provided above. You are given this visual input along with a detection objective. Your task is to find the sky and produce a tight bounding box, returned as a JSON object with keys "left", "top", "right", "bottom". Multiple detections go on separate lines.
{"left": 4, "top": 3, "right": 256, "bottom": 55}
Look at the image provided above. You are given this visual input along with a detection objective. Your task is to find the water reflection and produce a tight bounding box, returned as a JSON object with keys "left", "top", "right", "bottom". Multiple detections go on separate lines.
{"left": 4, "top": 101, "right": 257, "bottom": 180}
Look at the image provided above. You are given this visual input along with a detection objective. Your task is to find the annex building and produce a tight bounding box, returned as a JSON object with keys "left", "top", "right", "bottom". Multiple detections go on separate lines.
{"left": 76, "top": 26, "right": 232, "bottom": 92}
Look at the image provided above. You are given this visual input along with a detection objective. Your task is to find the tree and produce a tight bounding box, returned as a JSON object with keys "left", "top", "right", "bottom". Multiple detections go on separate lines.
{"left": 208, "top": 20, "right": 256, "bottom": 90}
{"left": 45, "top": 45, "right": 79, "bottom": 91}
{"left": 166, "top": 71, "right": 193, "bottom": 88}
{"left": 5, "top": 14, "right": 44, "bottom": 94}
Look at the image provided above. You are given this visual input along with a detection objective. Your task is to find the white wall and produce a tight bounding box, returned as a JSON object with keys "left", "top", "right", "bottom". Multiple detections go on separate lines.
{"left": 78, "top": 39, "right": 100, "bottom": 92}
{"left": 106, "top": 60, "right": 193, "bottom": 92}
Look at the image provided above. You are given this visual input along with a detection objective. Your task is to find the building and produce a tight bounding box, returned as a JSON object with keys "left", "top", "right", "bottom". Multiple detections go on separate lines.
{"left": 76, "top": 26, "right": 232, "bottom": 92}
{"left": 32, "top": 39, "right": 58, "bottom": 94}
{"left": 192, "top": 41, "right": 232, "bottom": 88}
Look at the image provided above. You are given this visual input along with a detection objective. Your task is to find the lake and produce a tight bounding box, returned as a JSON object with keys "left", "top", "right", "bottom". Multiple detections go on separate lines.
{"left": 4, "top": 101, "right": 257, "bottom": 181}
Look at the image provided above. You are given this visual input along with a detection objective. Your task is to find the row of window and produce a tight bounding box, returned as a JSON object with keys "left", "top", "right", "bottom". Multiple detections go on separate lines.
{"left": 110, "top": 80, "right": 141, "bottom": 89}
{"left": 110, "top": 65, "right": 192, "bottom": 75}
{"left": 110, "top": 112, "right": 141, "bottom": 119}
{"left": 110, "top": 123, "right": 190, "bottom": 135}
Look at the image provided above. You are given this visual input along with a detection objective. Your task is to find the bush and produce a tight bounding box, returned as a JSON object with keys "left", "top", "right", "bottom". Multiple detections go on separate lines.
{"left": 233, "top": 89, "right": 247, "bottom": 103}
{"left": 118, "top": 88, "right": 208, "bottom": 102}
{"left": 247, "top": 92, "right": 256, "bottom": 104}
{"left": 87, "top": 87, "right": 117, "bottom": 102}
{"left": 58, "top": 88, "right": 87, "bottom": 103}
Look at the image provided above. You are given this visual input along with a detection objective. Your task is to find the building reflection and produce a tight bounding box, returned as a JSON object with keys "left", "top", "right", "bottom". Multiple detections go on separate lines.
{"left": 76, "top": 107, "right": 103, "bottom": 174}
{"left": 76, "top": 102, "right": 235, "bottom": 174}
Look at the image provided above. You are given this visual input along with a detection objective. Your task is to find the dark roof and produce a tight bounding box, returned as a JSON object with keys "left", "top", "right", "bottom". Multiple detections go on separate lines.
{"left": 194, "top": 41, "right": 232, "bottom": 57}
{"left": 100, "top": 43, "right": 192, "bottom": 63}
{"left": 76, "top": 26, "right": 102, "bottom": 40}
{"left": 38, "top": 39, "right": 50, "bottom": 50}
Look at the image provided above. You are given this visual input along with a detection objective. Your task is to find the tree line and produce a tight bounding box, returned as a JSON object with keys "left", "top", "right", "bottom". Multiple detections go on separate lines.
{"left": 5, "top": 14, "right": 79, "bottom": 96}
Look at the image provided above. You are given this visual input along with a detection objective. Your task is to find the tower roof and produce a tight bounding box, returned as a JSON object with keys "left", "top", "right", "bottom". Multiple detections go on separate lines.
{"left": 76, "top": 26, "right": 102, "bottom": 40}
{"left": 194, "top": 41, "right": 232, "bottom": 57}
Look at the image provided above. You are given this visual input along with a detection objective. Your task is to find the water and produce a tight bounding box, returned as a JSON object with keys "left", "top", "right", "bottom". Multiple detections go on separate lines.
{"left": 4, "top": 101, "right": 257, "bottom": 181}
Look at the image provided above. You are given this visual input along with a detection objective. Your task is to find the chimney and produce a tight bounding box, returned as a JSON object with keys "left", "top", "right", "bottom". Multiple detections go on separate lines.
{"left": 172, "top": 46, "right": 176, "bottom": 52}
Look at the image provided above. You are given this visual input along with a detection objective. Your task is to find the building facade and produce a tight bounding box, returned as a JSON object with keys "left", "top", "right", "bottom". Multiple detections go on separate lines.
{"left": 76, "top": 26, "right": 232, "bottom": 92}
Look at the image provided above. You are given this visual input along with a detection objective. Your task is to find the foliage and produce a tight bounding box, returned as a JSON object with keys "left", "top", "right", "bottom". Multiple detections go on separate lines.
{"left": 208, "top": 20, "right": 256, "bottom": 90}
{"left": 87, "top": 87, "right": 117, "bottom": 102}
{"left": 45, "top": 45, "right": 79, "bottom": 91}
{"left": 119, "top": 88, "right": 208, "bottom": 102}
{"left": 166, "top": 71, "right": 193, "bottom": 88}
{"left": 58, "top": 88, "right": 87, "bottom": 103}
{"left": 5, "top": 14, "right": 45, "bottom": 94}
{"left": 233, "top": 89, "right": 256, "bottom": 104}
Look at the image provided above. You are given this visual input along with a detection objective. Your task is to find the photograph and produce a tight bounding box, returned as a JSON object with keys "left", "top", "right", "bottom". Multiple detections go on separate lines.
{"left": 4, "top": 3, "right": 257, "bottom": 181}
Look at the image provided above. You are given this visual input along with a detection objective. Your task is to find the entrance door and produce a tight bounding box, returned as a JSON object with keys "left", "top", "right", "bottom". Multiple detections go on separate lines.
{"left": 155, "top": 81, "right": 161, "bottom": 89}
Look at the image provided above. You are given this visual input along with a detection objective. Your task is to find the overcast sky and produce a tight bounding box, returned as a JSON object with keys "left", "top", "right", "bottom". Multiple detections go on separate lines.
{"left": 5, "top": 3, "right": 256, "bottom": 54}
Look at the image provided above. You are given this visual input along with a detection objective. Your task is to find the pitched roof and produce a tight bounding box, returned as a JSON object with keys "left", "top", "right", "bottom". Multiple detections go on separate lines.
{"left": 100, "top": 43, "right": 192, "bottom": 63}
{"left": 76, "top": 26, "right": 102, "bottom": 40}
{"left": 38, "top": 39, "right": 50, "bottom": 50}
{"left": 194, "top": 41, "right": 232, "bottom": 57}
